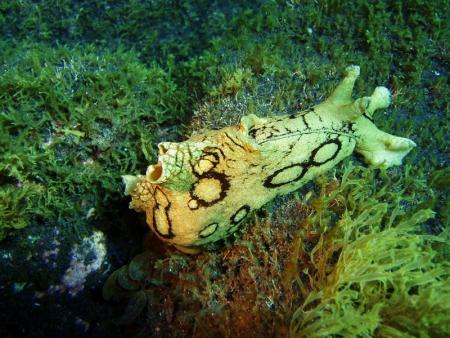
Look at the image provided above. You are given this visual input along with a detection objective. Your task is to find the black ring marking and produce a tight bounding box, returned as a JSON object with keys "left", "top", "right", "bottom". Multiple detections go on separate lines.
{"left": 310, "top": 139, "right": 342, "bottom": 166}
{"left": 192, "top": 151, "right": 219, "bottom": 176}
{"left": 187, "top": 199, "right": 199, "bottom": 210}
{"left": 263, "top": 138, "right": 343, "bottom": 188}
{"left": 188, "top": 145, "right": 232, "bottom": 208}
{"left": 189, "top": 171, "right": 230, "bottom": 208}
{"left": 152, "top": 187, "right": 175, "bottom": 239}
{"left": 263, "top": 163, "right": 306, "bottom": 188}
{"left": 199, "top": 222, "right": 219, "bottom": 238}
{"left": 230, "top": 204, "right": 251, "bottom": 225}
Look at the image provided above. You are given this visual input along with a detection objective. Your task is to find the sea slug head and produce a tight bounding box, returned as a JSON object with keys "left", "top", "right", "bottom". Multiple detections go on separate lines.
{"left": 122, "top": 140, "right": 219, "bottom": 246}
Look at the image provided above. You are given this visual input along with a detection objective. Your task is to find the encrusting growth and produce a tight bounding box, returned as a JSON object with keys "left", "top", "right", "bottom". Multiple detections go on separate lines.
{"left": 123, "top": 66, "right": 416, "bottom": 253}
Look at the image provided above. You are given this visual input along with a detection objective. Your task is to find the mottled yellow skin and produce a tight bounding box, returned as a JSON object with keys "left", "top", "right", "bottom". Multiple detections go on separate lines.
{"left": 123, "top": 66, "right": 416, "bottom": 253}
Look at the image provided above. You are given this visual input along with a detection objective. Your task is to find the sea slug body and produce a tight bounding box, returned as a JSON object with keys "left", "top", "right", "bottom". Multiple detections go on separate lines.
{"left": 123, "top": 66, "right": 416, "bottom": 253}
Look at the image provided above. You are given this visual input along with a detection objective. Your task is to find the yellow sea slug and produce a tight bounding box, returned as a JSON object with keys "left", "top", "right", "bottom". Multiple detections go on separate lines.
{"left": 123, "top": 66, "right": 416, "bottom": 253}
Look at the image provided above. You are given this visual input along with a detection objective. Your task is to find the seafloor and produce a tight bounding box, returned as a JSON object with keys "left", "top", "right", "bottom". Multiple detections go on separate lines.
{"left": 0, "top": 1, "right": 448, "bottom": 337}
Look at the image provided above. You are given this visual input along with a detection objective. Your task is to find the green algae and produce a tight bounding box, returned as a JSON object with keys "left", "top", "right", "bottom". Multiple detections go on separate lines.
{"left": 0, "top": 42, "right": 189, "bottom": 237}
{"left": 288, "top": 164, "right": 449, "bottom": 337}
{"left": 292, "top": 224, "right": 449, "bottom": 337}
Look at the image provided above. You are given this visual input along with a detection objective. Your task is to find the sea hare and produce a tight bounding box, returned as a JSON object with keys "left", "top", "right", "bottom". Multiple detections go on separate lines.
{"left": 123, "top": 66, "right": 416, "bottom": 253}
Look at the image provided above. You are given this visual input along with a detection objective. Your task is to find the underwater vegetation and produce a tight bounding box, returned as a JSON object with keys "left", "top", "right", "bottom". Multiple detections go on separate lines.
{"left": 0, "top": 42, "right": 189, "bottom": 238}
{"left": 0, "top": 0, "right": 448, "bottom": 337}
{"left": 289, "top": 166, "right": 449, "bottom": 337}
{"left": 104, "top": 164, "right": 449, "bottom": 337}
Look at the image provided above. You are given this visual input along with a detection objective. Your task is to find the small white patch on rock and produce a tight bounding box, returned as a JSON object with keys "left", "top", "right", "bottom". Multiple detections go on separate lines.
{"left": 49, "top": 231, "right": 107, "bottom": 297}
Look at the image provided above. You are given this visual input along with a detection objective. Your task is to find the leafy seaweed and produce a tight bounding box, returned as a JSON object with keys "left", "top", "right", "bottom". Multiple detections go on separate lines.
{"left": 289, "top": 165, "right": 449, "bottom": 337}
{"left": 0, "top": 42, "right": 189, "bottom": 236}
